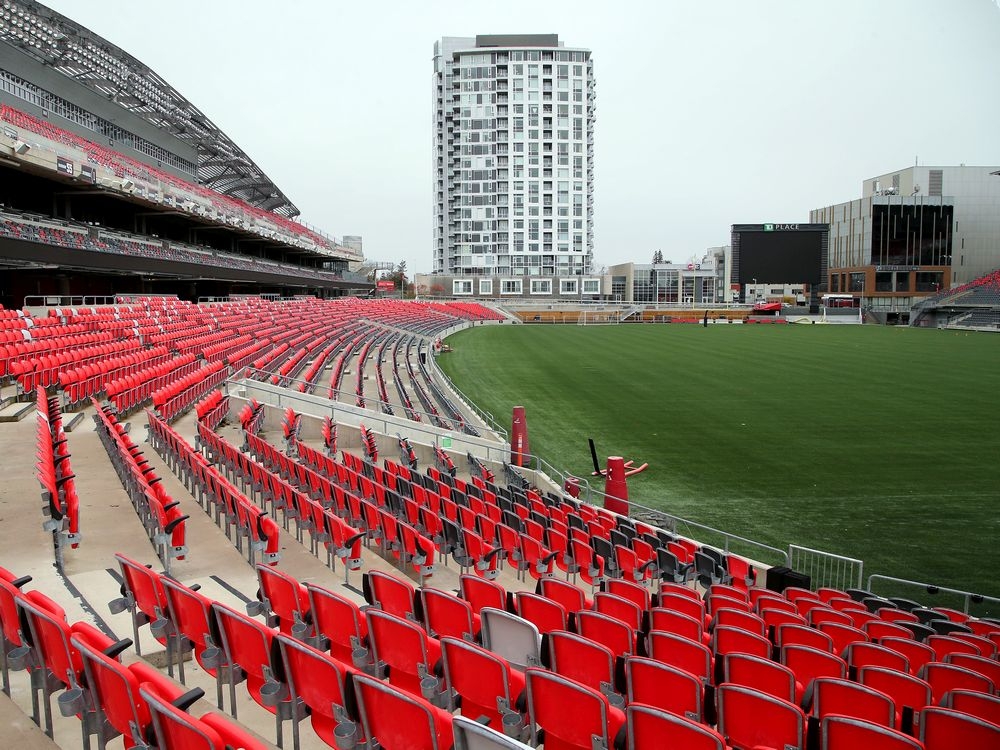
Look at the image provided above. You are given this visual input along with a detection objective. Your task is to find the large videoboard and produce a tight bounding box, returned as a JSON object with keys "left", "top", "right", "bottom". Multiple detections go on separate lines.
{"left": 731, "top": 223, "right": 828, "bottom": 286}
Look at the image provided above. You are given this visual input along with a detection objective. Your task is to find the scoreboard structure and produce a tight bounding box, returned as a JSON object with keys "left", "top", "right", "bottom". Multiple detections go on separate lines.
{"left": 731, "top": 223, "right": 829, "bottom": 297}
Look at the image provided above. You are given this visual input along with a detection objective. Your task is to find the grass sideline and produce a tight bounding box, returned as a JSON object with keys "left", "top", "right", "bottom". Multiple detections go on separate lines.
{"left": 438, "top": 323, "right": 1000, "bottom": 604}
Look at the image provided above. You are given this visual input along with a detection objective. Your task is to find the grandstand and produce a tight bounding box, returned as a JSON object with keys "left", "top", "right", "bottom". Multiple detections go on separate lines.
{"left": 0, "top": 1, "right": 368, "bottom": 304}
{"left": 910, "top": 268, "right": 1000, "bottom": 330}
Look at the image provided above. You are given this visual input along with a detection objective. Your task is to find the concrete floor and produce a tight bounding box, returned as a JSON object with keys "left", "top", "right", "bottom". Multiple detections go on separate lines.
{"left": 0, "top": 373, "right": 540, "bottom": 750}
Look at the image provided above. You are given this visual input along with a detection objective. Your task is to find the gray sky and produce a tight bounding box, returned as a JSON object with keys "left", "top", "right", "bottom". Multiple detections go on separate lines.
{"left": 42, "top": 0, "right": 1000, "bottom": 274}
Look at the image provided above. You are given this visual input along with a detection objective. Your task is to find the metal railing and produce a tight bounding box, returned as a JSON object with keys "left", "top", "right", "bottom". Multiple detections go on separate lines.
{"left": 867, "top": 575, "right": 1000, "bottom": 619}
{"left": 425, "top": 345, "right": 508, "bottom": 440}
{"left": 788, "top": 545, "right": 864, "bottom": 591}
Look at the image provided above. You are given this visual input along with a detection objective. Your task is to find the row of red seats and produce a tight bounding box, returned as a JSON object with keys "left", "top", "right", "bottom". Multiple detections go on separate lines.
{"left": 202, "top": 333, "right": 254, "bottom": 363}
{"left": 0, "top": 331, "right": 123, "bottom": 379}
{"left": 10, "top": 338, "right": 136, "bottom": 393}
{"left": 59, "top": 344, "right": 169, "bottom": 408}
{"left": 34, "top": 386, "right": 80, "bottom": 549}
{"left": 152, "top": 360, "right": 228, "bottom": 422}
{"left": 104, "top": 352, "right": 199, "bottom": 414}
{"left": 145, "top": 411, "right": 280, "bottom": 567}
{"left": 0, "top": 559, "right": 268, "bottom": 749}
{"left": 205, "top": 427, "right": 367, "bottom": 582}
{"left": 194, "top": 388, "right": 230, "bottom": 430}
{"left": 91, "top": 402, "right": 187, "bottom": 571}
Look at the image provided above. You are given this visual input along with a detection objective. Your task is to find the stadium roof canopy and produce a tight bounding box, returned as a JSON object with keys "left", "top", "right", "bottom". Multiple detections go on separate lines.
{"left": 0, "top": 0, "right": 299, "bottom": 217}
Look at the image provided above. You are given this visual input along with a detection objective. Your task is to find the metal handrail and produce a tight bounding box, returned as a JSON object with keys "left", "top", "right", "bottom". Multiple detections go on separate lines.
{"left": 867, "top": 574, "right": 1000, "bottom": 615}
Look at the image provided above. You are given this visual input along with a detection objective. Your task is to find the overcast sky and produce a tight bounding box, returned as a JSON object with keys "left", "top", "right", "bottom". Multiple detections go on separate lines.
{"left": 42, "top": 0, "right": 1000, "bottom": 274}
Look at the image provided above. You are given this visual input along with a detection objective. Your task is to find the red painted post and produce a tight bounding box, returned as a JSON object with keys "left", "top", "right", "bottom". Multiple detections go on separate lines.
{"left": 603, "top": 456, "right": 630, "bottom": 516}
{"left": 510, "top": 405, "right": 529, "bottom": 467}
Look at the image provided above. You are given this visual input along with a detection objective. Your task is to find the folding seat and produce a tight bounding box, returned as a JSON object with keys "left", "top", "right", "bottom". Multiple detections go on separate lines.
{"left": 576, "top": 610, "right": 636, "bottom": 659}
{"left": 806, "top": 606, "right": 855, "bottom": 628}
{"left": 570, "top": 536, "right": 605, "bottom": 590}
{"left": 711, "top": 626, "right": 770, "bottom": 683}
{"left": 479, "top": 607, "right": 542, "bottom": 670}
{"left": 820, "top": 715, "right": 925, "bottom": 750}
{"left": 926, "top": 634, "right": 982, "bottom": 661}
{"left": 659, "top": 591, "right": 709, "bottom": 628}
{"left": 211, "top": 602, "right": 294, "bottom": 745}
{"left": 624, "top": 655, "right": 705, "bottom": 722}
{"left": 724, "top": 652, "right": 800, "bottom": 703}
{"left": 806, "top": 677, "right": 896, "bottom": 729}
{"left": 624, "top": 704, "right": 726, "bottom": 750}
{"left": 460, "top": 574, "right": 506, "bottom": 617}
{"left": 920, "top": 706, "right": 1000, "bottom": 750}
{"left": 655, "top": 547, "right": 694, "bottom": 585}
{"left": 524, "top": 668, "right": 625, "bottom": 750}
{"left": 0, "top": 569, "right": 32, "bottom": 695}
{"left": 366, "top": 608, "right": 442, "bottom": 697}
{"left": 817, "top": 621, "right": 868, "bottom": 656}
{"left": 646, "top": 608, "right": 709, "bottom": 645}
{"left": 362, "top": 570, "right": 416, "bottom": 620}
{"left": 615, "top": 544, "right": 657, "bottom": 584}
{"left": 843, "top": 641, "right": 911, "bottom": 677}
{"left": 944, "top": 651, "right": 1000, "bottom": 688}
{"left": 72, "top": 629, "right": 188, "bottom": 749}
{"left": 759, "top": 606, "right": 807, "bottom": 641}
{"left": 716, "top": 683, "right": 807, "bottom": 750}
{"left": 420, "top": 587, "right": 478, "bottom": 641}
{"left": 109, "top": 554, "right": 175, "bottom": 663}
{"left": 513, "top": 592, "right": 567, "bottom": 635}
{"left": 829, "top": 597, "right": 868, "bottom": 614}
{"left": 515, "top": 534, "right": 556, "bottom": 581}
{"left": 726, "top": 555, "right": 757, "bottom": 592}
{"left": 859, "top": 665, "right": 933, "bottom": 735}
{"left": 711, "top": 607, "right": 766, "bottom": 637}
{"left": 275, "top": 632, "right": 361, "bottom": 749}
{"left": 647, "top": 631, "right": 714, "bottom": 685}
{"left": 439, "top": 636, "right": 526, "bottom": 730}
{"left": 460, "top": 527, "right": 502, "bottom": 580}
{"left": 876, "top": 607, "right": 920, "bottom": 624}
{"left": 251, "top": 564, "right": 310, "bottom": 638}
{"left": 544, "top": 630, "right": 621, "bottom": 704}
{"left": 15, "top": 594, "right": 120, "bottom": 740}
{"left": 160, "top": 576, "right": 230, "bottom": 698}
{"left": 537, "top": 577, "right": 589, "bottom": 614}
{"left": 753, "top": 589, "right": 798, "bottom": 613}
{"left": 593, "top": 592, "right": 643, "bottom": 631}
{"left": 879, "top": 636, "right": 936, "bottom": 676}
{"left": 352, "top": 671, "right": 454, "bottom": 749}
{"left": 140, "top": 683, "right": 272, "bottom": 750}
{"left": 919, "top": 661, "right": 995, "bottom": 704}
{"left": 941, "top": 688, "right": 1000, "bottom": 726}
{"left": 706, "top": 594, "right": 752, "bottom": 619}
{"left": 949, "top": 632, "right": 998, "bottom": 658}
{"left": 781, "top": 644, "right": 847, "bottom": 696}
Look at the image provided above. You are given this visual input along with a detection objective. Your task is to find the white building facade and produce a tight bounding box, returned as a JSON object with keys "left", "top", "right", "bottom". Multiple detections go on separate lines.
{"left": 432, "top": 35, "right": 595, "bottom": 292}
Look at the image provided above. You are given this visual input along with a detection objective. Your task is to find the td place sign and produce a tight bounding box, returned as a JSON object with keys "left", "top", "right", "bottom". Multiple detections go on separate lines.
{"left": 763, "top": 223, "right": 800, "bottom": 231}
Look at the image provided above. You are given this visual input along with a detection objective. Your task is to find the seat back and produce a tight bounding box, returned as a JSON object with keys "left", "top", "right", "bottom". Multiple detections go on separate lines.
{"left": 920, "top": 661, "right": 995, "bottom": 703}
{"left": 141, "top": 683, "right": 227, "bottom": 750}
{"left": 944, "top": 652, "right": 1000, "bottom": 688}
{"left": 479, "top": 608, "right": 541, "bottom": 670}
{"left": 593, "top": 592, "right": 643, "bottom": 631}
{"left": 161, "top": 577, "right": 217, "bottom": 671}
{"left": 879, "top": 636, "right": 936, "bottom": 675}
{"left": 658, "top": 592, "right": 707, "bottom": 625}
{"left": 275, "top": 633, "right": 356, "bottom": 746}
{"left": 724, "top": 652, "right": 797, "bottom": 702}
{"left": 459, "top": 575, "right": 506, "bottom": 616}
{"left": 305, "top": 582, "right": 368, "bottom": 665}
{"left": 576, "top": 610, "right": 635, "bottom": 659}
{"left": 647, "top": 631, "right": 713, "bottom": 683}
{"left": 366, "top": 609, "right": 437, "bottom": 694}
{"left": 920, "top": 706, "right": 1000, "bottom": 750}
{"left": 353, "top": 672, "right": 454, "bottom": 750}
{"left": 545, "top": 631, "right": 615, "bottom": 694}
{"left": 858, "top": 665, "right": 932, "bottom": 732}
{"left": 440, "top": 636, "right": 522, "bottom": 728}
{"left": 538, "top": 578, "right": 587, "bottom": 614}
{"left": 808, "top": 677, "right": 896, "bottom": 728}
{"left": 716, "top": 683, "right": 806, "bottom": 750}
{"left": 17, "top": 596, "right": 82, "bottom": 689}
{"left": 625, "top": 656, "right": 703, "bottom": 723}
{"left": 821, "top": 715, "right": 925, "bottom": 750}
{"left": 421, "top": 587, "right": 477, "bottom": 641}
{"left": 647, "top": 608, "right": 705, "bottom": 643}
{"left": 631, "top": 705, "right": 726, "bottom": 750}
{"left": 256, "top": 564, "right": 309, "bottom": 636}
{"left": 362, "top": 570, "right": 416, "bottom": 620}
{"left": 711, "top": 608, "right": 767, "bottom": 637}
{"left": 781, "top": 644, "right": 848, "bottom": 694}
{"left": 775, "top": 623, "right": 834, "bottom": 653}
{"left": 602, "top": 578, "right": 650, "bottom": 612}
{"left": 845, "top": 641, "right": 910, "bottom": 675}
{"left": 211, "top": 602, "right": 276, "bottom": 706}
{"left": 515, "top": 592, "right": 567, "bottom": 635}
{"left": 942, "top": 688, "right": 1000, "bottom": 726}
{"left": 525, "top": 668, "right": 622, "bottom": 750}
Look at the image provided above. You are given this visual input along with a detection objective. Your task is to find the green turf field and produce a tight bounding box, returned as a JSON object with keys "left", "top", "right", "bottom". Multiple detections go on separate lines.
{"left": 439, "top": 323, "right": 1000, "bottom": 604}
